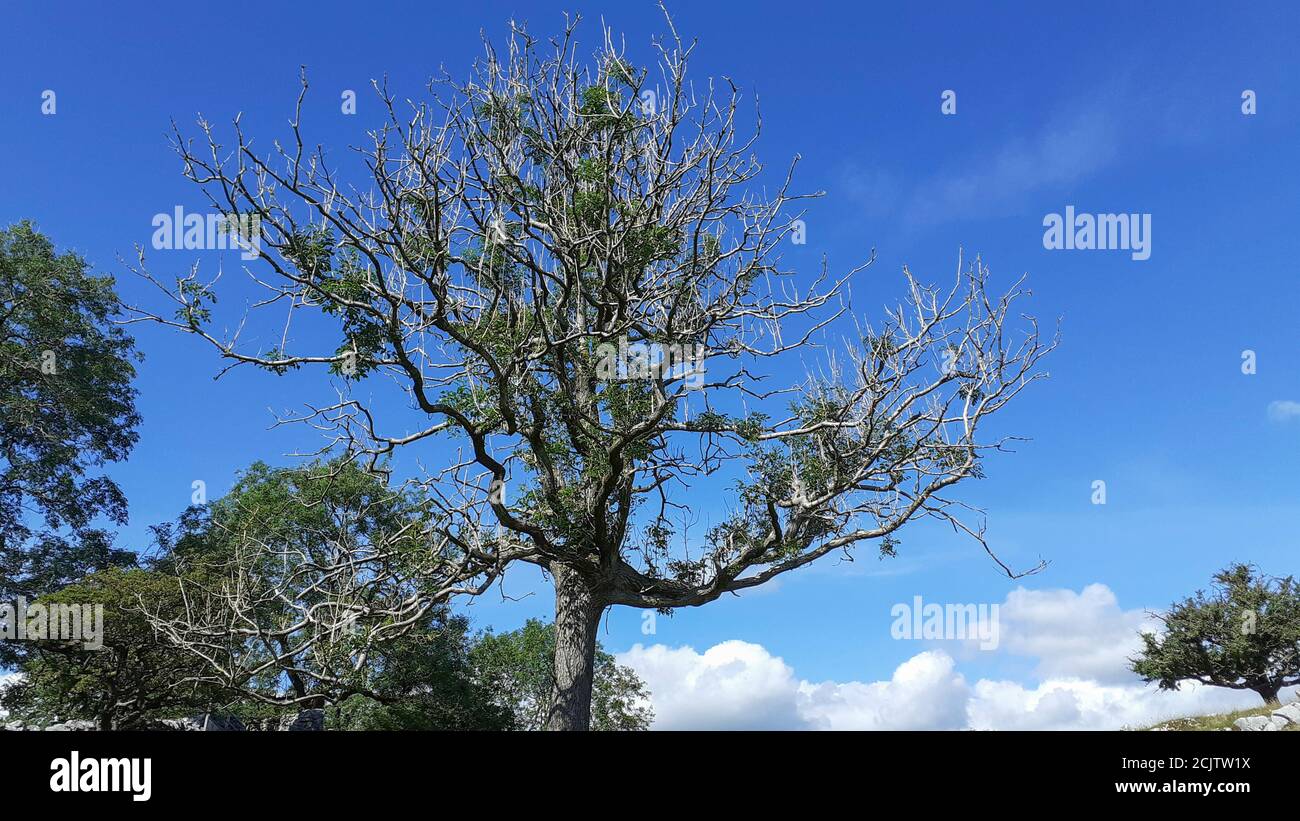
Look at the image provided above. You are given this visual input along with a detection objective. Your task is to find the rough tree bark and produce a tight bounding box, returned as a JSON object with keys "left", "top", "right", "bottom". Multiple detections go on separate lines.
{"left": 1254, "top": 682, "right": 1282, "bottom": 705}
{"left": 545, "top": 564, "right": 603, "bottom": 731}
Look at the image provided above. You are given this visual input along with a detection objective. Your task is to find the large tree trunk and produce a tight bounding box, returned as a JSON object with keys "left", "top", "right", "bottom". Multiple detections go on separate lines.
{"left": 545, "top": 563, "right": 602, "bottom": 731}
{"left": 1254, "top": 682, "right": 1282, "bottom": 705}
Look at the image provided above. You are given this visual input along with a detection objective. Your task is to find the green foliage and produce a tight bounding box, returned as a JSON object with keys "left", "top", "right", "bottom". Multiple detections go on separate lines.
{"left": 326, "top": 611, "right": 513, "bottom": 731}
{"left": 161, "top": 458, "right": 443, "bottom": 644}
{"left": 463, "top": 229, "right": 525, "bottom": 293}
{"left": 476, "top": 92, "right": 535, "bottom": 144}
{"left": 470, "top": 618, "right": 653, "bottom": 730}
{"left": 440, "top": 380, "right": 505, "bottom": 429}
{"left": 282, "top": 226, "right": 335, "bottom": 276}
{"left": 578, "top": 85, "right": 626, "bottom": 129}
{"left": 0, "top": 568, "right": 225, "bottom": 729}
{"left": 0, "top": 221, "right": 141, "bottom": 665}
{"left": 153, "top": 458, "right": 586, "bottom": 729}
{"left": 173, "top": 277, "right": 216, "bottom": 328}
{"left": 0, "top": 221, "right": 141, "bottom": 542}
{"left": 1132, "top": 564, "right": 1300, "bottom": 703}
{"left": 10, "top": 459, "right": 523, "bottom": 730}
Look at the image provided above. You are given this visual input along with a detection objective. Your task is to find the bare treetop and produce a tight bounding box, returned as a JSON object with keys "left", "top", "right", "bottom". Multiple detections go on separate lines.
{"left": 128, "top": 9, "right": 1054, "bottom": 728}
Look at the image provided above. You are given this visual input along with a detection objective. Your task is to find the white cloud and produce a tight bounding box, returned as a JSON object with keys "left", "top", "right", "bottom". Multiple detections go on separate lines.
{"left": 617, "top": 583, "right": 1292, "bottom": 730}
{"left": 1267, "top": 400, "right": 1300, "bottom": 422}
{"left": 967, "top": 677, "right": 1261, "bottom": 731}
{"left": 798, "top": 651, "right": 971, "bottom": 730}
{"left": 993, "top": 583, "right": 1153, "bottom": 684}
{"left": 618, "top": 641, "right": 806, "bottom": 730}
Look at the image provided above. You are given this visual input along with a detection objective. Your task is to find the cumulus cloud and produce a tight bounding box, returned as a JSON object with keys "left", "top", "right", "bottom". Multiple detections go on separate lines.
{"left": 993, "top": 583, "right": 1153, "bottom": 683}
{"left": 798, "top": 651, "right": 971, "bottom": 730}
{"left": 617, "top": 583, "right": 1290, "bottom": 731}
{"left": 616, "top": 641, "right": 807, "bottom": 730}
{"left": 966, "top": 677, "right": 1261, "bottom": 731}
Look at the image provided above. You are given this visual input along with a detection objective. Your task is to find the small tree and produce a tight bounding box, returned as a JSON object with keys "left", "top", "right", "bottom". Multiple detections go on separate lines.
{"left": 1, "top": 568, "right": 223, "bottom": 730}
{"left": 130, "top": 11, "right": 1053, "bottom": 729}
{"left": 148, "top": 458, "right": 480, "bottom": 709}
{"left": 471, "top": 618, "right": 652, "bottom": 730}
{"left": 1132, "top": 564, "right": 1300, "bottom": 705}
{"left": 6, "top": 565, "right": 517, "bottom": 730}
{"left": 325, "top": 610, "right": 513, "bottom": 731}
{"left": 132, "top": 459, "right": 520, "bottom": 729}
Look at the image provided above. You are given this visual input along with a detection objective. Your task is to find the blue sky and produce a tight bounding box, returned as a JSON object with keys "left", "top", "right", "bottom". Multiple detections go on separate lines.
{"left": 3, "top": 1, "right": 1299, "bottom": 727}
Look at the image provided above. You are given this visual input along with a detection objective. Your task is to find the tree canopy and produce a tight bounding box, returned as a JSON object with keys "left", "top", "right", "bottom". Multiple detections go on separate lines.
{"left": 0, "top": 221, "right": 141, "bottom": 666}
{"left": 1132, "top": 564, "right": 1300, "bottom": 704}
{"left": 129, "top": 12, "right": 1052, "bottom": 729}
{"left": 0, "top": 567, "right": 221, "bottom": 730}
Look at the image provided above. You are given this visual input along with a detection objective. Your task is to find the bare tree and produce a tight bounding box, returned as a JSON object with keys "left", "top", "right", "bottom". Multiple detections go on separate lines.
{"left": 128, "top": 10, "right": 1055, "bottom": 729}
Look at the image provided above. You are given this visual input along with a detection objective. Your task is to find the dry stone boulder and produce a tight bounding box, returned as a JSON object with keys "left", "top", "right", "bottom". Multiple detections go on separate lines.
{"left": 44, "top": 719, "right": 97, "bottom": 731}
{"left": 1233, "top": 713, "right": 1289, "bottom": 731}
{"left": 1270, "top": 702, "right": 1300, "bottom": 726}
{"left": 160, "top": 713, "right": 246, "bottom": 731}
{"left": 278, "top": 709, "right": 324, "bottom": 731}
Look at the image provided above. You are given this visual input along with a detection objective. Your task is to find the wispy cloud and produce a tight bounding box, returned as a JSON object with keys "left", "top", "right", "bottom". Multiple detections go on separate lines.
{"left": 1267, "top": 400, "right": 1300, "bottom": 422}
{"left": 901, "top": 103, "right": 1121, "bottom": 227}
{"left": 834, "top": 72, "right": 1208, "bottom": 231}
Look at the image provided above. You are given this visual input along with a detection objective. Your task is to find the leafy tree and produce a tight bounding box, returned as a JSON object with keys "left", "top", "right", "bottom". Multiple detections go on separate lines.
{"left": 8, "top": 461, "right": 514, "bottom": 731}
{"left": 153, "top": 460, "right": 647, "bottom": 729}
{"left": 149, "top": 457, "right": 512, "bottom": 723}
{"left": 1132, "top": 564, "right": 1300, "bottom": 704}
{"left": 0, "top": 221, "right": 140, "bottom": 664}
{"left": 0, "top": 567, "right": 223, "bottom": 730}
{"left": 326, "top": 610, "right": 512, "bottom": 731}
{"left": 471, "top": 619, "right": 652, "bottom": 731}
{"left": 131, "top": 13, "right": 1052, "bottom": 728}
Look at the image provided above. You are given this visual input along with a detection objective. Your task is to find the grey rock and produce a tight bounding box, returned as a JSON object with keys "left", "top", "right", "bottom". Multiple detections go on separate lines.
{"left": 1235, "top": 713, "right": 1293, "bottom": 731}
{"left": 45, "top": 719, "right": 96, "bottom": 731}
{"left": 1232, "top": 715, "right": 1274, "bottom": 731}
{"left": 132, "top": 719, "right": 181, "bottom": 731}
{"left": 163, "top": 713, "right": 246, "bottom": 731}
{"left": 1271, "top": 702, "right": 1300, "bottom": 726}
{"left": 1264, "top": 716, "right": 1288, "bottom": 731}
{"left": 199, "top": 713, "right": 245, "bottom": 731}
{"left": 279, "top": 709, "right": 324, "bottom": 731}
{"left": 158, "top": 718, "right": 197, "bottom": 731}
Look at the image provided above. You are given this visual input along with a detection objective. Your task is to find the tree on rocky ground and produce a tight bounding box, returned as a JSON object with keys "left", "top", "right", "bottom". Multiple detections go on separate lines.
{"left": 128, "top": 10, "right": 1053, "bottom": 729}
{"left": 1132, "top": 564, "right": 1300, "bottom": 705}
